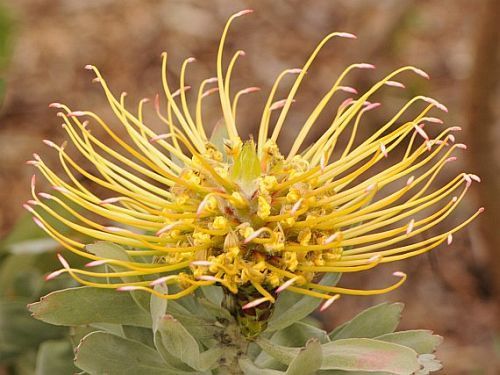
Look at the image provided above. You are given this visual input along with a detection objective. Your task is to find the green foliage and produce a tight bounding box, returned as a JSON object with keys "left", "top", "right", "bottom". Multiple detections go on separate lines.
{"left": 329, "top": 302, "right": 404, "bottom": 340}
{"left": 3, "top": 240, "right": 444, "bottom": 374}
{"left": 266, "top": 273, "right": 341, "bottom": 332}
{"left": 28, "top": 287, "right": 152, "bottom": 328}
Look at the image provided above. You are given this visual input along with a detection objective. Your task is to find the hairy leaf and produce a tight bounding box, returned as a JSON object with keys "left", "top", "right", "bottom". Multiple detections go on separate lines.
{"left": 377, "top": 330, "right": 443, "bottom": 355}
{"left": 286, "top": 339, "right": 322, "bottom": 375}
{"left": 75, "top": 331, "right": 187, "bottom": 375}
{"left": 321, "top": 338, "right": 419, "bottom": 374}
{"left": 29, "top": 286, "right": 151, "bottom": 327}
{"left": 330, "top": 303, "right": 404, "bottom": 340}
{"left": 267, "top": 273, "right": 340, "bottom": 332}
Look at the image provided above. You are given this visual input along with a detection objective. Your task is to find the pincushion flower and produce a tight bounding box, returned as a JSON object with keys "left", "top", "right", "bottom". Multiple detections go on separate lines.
{"left": 26, "top": 10, "right": 481, "bottom": 334}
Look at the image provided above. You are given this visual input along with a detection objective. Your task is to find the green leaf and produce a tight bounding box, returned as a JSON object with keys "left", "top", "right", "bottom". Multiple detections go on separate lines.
{"left": 166, "top": 300, "right": 221, "bottom": 340}
{"left": 273, "top": 320, "right": 330, "bottom": 347}
{"left": 238, "top": 357, "right": 286, "bottom": 375}
{"left": 153, "top": 332, "right": 196, "bottom": 373}
{"left": 267, "top": 273, "right": 340, "bottom": 332}
{"left": 155, "top": 314, "right": 221, "bottom": 371}
{"left": 35, "top": 339, "right": 78, "bottom": 375}
{"left": 156, "top": 314, "right": 202, "bottom": 370}
{"left": 321, "top": 338, "right": 420, "bottom": 374}
{"left": 286, "top": 339, "right": 322, "bottom": 375}
{"left": 150, "top": 283, "right": 168, "bottom": 333}
{"left": 376, "top": 330, "right": 443, "bottom": 355}
{"left": 256, "top": 337, "right": 299, "bottom": 365}
{"left": 200, "top": 285, "right": 223, "bottom": 307}
{"left": 28, "top": 286, "right": 151, "bottom": 327}
{"left": 199, "top": 347, "right": 224, "bottom": 372}
{"left": 256, "top": 320, "right": 329, "bottom": 370}
{"left": 86, "top": 241, "right": 150, "bottom": 312}
{"left": 122, "top": 325, "right": 155, "bottom": 348}
{"left": 330, "top": 303, "right": 404, "bottom": 340}
{"left": 75, "top": 331, "right": 186, "bottom": 375}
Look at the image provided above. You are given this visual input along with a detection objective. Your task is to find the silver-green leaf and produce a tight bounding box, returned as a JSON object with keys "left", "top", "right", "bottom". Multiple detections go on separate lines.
{"left": 86, "top": 241, "right": 150, "bottom": 312}
{"left": 376, "top": 330, "right": 443, "bottom": 355}
{"left": 28, "top": 286, "right": 151, "bottom": 327}
{"left": 286, "top": 339, "right": 322, "bottom": 375}
{"left": 321, "top": 338, "right": 420, "bottom": 374}
{"left": 238, "top": 357, "right": 286, "bottom": 375}
{"left": 74, "top": 331, "right": 187, "bottom": 375}
{"left": 330, "top": 303, "right": 404, "bottom": 340}
{"left": 267, "top": 273, "right": 340, "bottom": 332}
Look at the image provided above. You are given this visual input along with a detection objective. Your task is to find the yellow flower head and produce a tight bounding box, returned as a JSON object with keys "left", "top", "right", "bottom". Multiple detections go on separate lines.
{"left": 26, "top": 10, "right": 482, "bottom": 311}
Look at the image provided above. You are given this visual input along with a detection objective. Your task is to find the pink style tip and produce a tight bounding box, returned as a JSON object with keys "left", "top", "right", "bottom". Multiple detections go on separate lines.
{"left": 355, "top": 63, "right": 376, "bottom": 69}
{"left": 385, "top": 80, "right": 406, "bottom": 88}
{"left": 276, "top": 277, "right": 299, "bottom": 293}
{"left": 338, "top": 86, "right": 358, "bottom": 94}
{"left": 291, "top": 198, "right": 304, "bottom": 215}
{"left": 43, "top": 139, "right": 57, "bottom": 148}
{"left": 45, "top": 269, "right": 64, "bottom": 281}
{"left": 447, "top": 233, "right": 453, "bottom": 245}
{"left": 363, "top": 102, "right": 381, "bottom": 112}
{"left": 67, "top": 111, "right": 86, "bottom": 117}
{"left": 336, "top": 32, "right": 357, "bottom": 39}
{"left": 320, "top": 295, "right": 340, "bottom": 312}
{"left": 393, "top": 271, "right": 406, "bottom": 278}
{"left": 240, "top": 87, "right": 261, "bottom": 94}
{"left": 23, "top": 203, "right": 34, "bottom": 213}
{"left": 201, "top": 87, "right": 219, "bottom": 98}
{"left": 57, "top": 253, "right": 70, "bottom": 269}
{"left": 324, "top": 232, "right": 339, "bottom": 245}
{"left": 469, "top": 174, "right": 481, "bottom": 183}
{"left": 380, "top": 143, "right": 388, "bottom": 158}
{"left": 100, "top": 197, "right": 121, "bottom": 205}
{"left": 422, "top": 117, "right": 444, "bottom": 124}
{"left": 150, "top": 276, "right": 175, "bottom": 286}
{"left": 242, "top": 297, "right": 269, "bottom": 310}
{"left": 85, "top": 259, "right": 109, "bottom": 267}
{"left": 406, "top": 219, "right": 415, "bottom": 235}
{"left": 32, "top": 217, "right": 45, "bottom": 230}
{"left": 234, "top": 9, "right": 254, "bottom": 17}
{"left": 52, "top": 186, "right": 70, "bottom": 193}
{"left": 270, "top": 99, "right": 292, "bottom": 111}
{"left": 411, "top": 67, "right": 430, "bottom": 79}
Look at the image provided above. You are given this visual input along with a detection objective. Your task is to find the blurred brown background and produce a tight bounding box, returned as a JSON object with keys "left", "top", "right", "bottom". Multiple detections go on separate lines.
{"left": 0, "top": 0, "right": 498, "bottom": 373}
